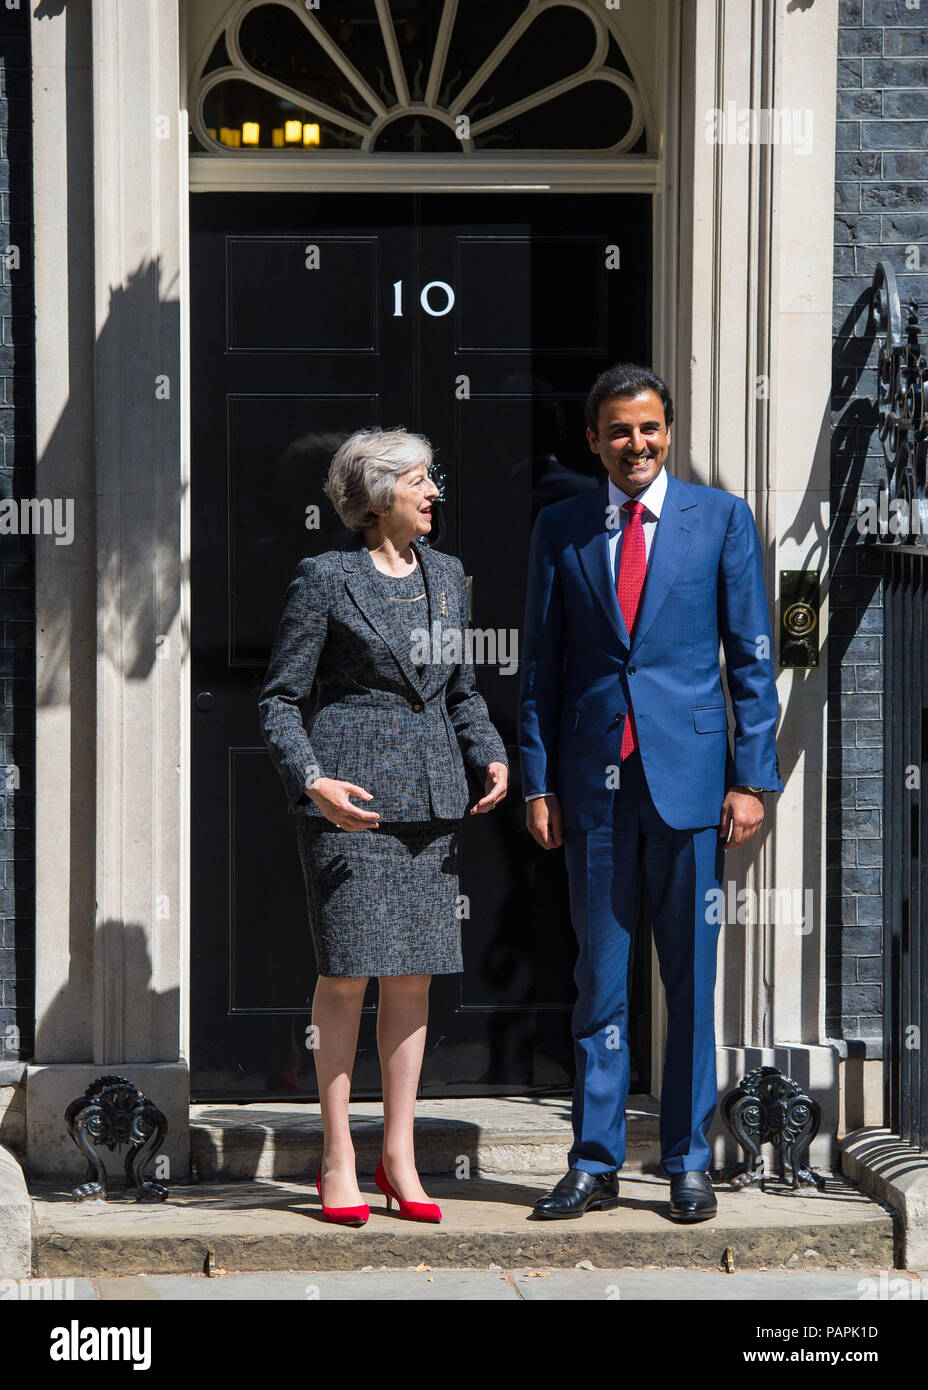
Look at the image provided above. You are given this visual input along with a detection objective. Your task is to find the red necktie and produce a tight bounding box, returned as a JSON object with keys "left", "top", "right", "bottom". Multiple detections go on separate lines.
{"left": 616, "top": 499, "right": 647, "bottom": 760}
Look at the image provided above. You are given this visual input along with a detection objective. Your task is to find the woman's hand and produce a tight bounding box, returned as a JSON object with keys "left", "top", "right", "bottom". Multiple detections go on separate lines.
{"left": 306, "top": 777, "right": 381, "bottom": 830}
{"left": 470, "top": 762, "right": 509, "bottom": 814}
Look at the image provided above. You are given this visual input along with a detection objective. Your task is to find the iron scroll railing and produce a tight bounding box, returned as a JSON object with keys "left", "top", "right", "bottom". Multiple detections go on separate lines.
{"left": 870, "top": 260, "right": 928, "bottom": 1149}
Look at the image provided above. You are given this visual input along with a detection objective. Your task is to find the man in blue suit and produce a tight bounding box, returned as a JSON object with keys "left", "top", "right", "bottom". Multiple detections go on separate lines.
{"left": 519, "top": 364, "right": 782, "bottom": 1222}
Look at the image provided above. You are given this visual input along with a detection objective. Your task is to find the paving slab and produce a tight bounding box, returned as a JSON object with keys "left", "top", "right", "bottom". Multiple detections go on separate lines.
{"left": 509, "top": 1266, "right": 927, "bottom": 1301}
{"left": 5, "top": 1267, "right": 927, "bottom": 1301}
{"left": 29, "top": 1170, "right": 896, "bottom": 1277}
{"left": 93, "top": 1270, "right": 521, "bottom": 1300}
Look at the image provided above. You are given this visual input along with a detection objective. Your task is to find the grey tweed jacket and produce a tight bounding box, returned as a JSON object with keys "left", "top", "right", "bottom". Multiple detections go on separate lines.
{"left": 258, "top": 535, "right": 508, "bottom": 820}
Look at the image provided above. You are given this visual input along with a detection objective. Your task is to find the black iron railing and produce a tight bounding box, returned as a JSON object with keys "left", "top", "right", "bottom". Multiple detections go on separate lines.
{"left": 870, "top": 261, "right": 928, "bottom": 1149}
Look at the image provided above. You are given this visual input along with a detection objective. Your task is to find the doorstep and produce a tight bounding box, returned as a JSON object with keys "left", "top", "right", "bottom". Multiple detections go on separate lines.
{"left": 29, "top": 1170, "right": 896, "bottom": 1277}
{"left": 189, "top": 1094, "right": 657, "bottom": 1180}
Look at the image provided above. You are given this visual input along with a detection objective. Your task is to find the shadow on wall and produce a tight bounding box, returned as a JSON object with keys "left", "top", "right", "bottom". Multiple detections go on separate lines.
{"left": 36, "top": 918, "right": 180, "bottom": 1066}
{"left": 827, "top": 277, "right": 886, "bottom": 1037}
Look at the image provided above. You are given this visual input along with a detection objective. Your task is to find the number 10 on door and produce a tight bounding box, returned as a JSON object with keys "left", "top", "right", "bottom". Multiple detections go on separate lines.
{"left": 393, "top": 279, "right": 456, "bottom": 317}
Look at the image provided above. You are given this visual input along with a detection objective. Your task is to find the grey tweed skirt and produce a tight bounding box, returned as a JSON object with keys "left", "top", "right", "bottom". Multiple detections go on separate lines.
{"left": 295, "top": 816, "right": 463, "bottom": 977}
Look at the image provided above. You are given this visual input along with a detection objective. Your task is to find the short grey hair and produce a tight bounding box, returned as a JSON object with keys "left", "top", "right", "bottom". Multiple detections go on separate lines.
{"left": 324, "top": 427, "right": 433, "bottom": 532}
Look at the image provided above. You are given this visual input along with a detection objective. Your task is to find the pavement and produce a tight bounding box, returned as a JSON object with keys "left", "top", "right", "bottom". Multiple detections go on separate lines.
{"left": 5, "top": 1266, "right": 928, "bottom": 1301}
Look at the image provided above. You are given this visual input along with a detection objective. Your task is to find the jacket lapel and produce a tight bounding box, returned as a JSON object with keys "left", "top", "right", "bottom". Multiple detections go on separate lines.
{"left": 574, "top": 483, "right": 631, "bottom": 650}
{"left": 342, "top": 537, "right": 427, "bottom": 698}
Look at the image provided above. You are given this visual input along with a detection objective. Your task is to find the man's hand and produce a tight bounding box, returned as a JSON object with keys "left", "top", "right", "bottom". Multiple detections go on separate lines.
{"left": 471, "top": 762, "right": 509, "bottom": 813}
{"left": 718, "top": 788, "right": 764, "bottom": 849}
{"left": 306, "top": 777, "right": 381, "bottom": 831}
{"left": 526, "top": 794, "right": 564, "bottom": 849}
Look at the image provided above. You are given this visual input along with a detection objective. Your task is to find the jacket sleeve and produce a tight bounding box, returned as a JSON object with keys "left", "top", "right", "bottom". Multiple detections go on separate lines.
{"left": 443, "top": 557, "right": 509, "bottom": 777}
{"left": 717, "top": 497, "right": 784, "bottom": 792}
{"left": 257, "top": 557, "right": 330, "bottom": 810}
{"left": 518, "top": 505, "right": 565, "bottom": 798}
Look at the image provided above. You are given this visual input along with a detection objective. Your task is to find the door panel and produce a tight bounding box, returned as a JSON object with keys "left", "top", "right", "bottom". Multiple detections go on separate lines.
{"left": 226, "top": 237, "right": 379, "bottom": 352}
{"left": 190, "top": 191, "right": 652, "bottom": 1099}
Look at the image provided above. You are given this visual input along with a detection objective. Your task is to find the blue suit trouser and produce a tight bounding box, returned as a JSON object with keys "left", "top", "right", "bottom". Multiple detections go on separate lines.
{"left": 563, "top": 748, "right": 726, "bottom": 1176}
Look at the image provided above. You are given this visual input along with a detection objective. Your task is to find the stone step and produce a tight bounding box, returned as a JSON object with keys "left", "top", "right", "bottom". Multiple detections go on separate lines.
{"left": 189, "top": 1096, "right": 660, "bottom": 1181}
{"left": 30, "top": 1171, "right": 896, "bottom": 1277}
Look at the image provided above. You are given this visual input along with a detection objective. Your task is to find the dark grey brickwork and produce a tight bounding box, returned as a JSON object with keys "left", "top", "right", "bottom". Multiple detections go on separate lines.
{"left": 0, "top": 7, "right": 34, "bottom": 1063}
{"left": 828, "top": 0, "right": 928, "bottom": 1040}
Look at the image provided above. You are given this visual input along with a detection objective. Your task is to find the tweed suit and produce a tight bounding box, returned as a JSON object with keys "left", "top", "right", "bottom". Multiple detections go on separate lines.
{"left": 258, "top": 534, "right": 507, "bottom": 976}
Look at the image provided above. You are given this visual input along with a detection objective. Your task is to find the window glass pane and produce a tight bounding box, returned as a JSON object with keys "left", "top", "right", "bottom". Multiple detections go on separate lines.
{"left": 202, "top": 31, "right": 232, "bottom": 76}
{"left": 440, "top": 0, "right": 529, "bottom": 106}
{"left": 474, "top": 80, "right": 633, "bottom": 152}
{"left": 313, "top": 1, "right": 395, "bottom": 107}
{"left": 388, "top": 0, "right": 444, "bottom": 100}
{"left": 202, "top": 80, "right": 363, "bottom": 150}
{"left": 465, "top": 5, "right": 598, "bottom": 114}
{"left": 372, "top": 113, "right": 461, "bottom": 152}
{"left": 239, "top": 2, "right": 376, "bottom": 122}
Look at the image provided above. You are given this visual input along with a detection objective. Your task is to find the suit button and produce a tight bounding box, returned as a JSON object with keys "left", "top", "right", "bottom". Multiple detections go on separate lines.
{"left": 628, "top": 665, "right": 637, "bottom": 674}
{"left": 411, "top": 701, "right": 424, "bottom": 713}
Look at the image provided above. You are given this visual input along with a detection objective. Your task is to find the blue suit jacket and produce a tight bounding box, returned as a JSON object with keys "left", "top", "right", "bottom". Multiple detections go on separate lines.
{"left": 518, "top": 471, "right": 783, "bottom": 831}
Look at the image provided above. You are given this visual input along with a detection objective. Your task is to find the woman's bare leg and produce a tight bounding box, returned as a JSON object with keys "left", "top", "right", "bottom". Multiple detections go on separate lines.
{"left": 311, "top": 974, "right": 368, "bottom": 1207}
{"left": 377, "top": 974, "right": 433, "bottom": 1203}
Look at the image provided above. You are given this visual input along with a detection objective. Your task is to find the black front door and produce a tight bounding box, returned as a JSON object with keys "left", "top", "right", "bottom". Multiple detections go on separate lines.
{"left": 190, "top": 191, "right": 652, "bottom": 1100}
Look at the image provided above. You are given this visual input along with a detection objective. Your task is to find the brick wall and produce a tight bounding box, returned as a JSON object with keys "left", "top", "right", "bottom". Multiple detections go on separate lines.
{"left": 828, "top": 0, "right": 928, "bottom": 1041}
{"left": 0, "top": 6, "right": 34, "bottom": 1064}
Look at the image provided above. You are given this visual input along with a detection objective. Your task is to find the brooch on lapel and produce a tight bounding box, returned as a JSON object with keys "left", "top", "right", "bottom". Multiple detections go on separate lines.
{"left": 439, "top": 590, "right": 448, "bottom": 617}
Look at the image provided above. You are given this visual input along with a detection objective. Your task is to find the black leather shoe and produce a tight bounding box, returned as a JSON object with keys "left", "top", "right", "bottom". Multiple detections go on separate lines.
{"left": 531, "top": 1168, "right": 620, "bottom": 1220}
{"left": 668, "top": 1171, "right": 717, "bottom": 1223}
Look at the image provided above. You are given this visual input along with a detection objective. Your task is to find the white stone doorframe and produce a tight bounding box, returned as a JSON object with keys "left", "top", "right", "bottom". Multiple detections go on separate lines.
{"left": 28, "top": 0, "right": 190, "bottom": 1181}
{"left": 677, "top": 0, "right": 840, "bottom": 1167}
{"left": 26, "top": 0, "right": 841, "bottom": 1179}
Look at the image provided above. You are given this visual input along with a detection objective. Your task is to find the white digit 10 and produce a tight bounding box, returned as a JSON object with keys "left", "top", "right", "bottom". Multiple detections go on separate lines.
{"left": 392, "top": 279, "right": 455, "bottom": 318}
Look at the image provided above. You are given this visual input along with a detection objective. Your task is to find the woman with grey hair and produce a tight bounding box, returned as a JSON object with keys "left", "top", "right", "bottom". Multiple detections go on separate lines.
{"left": 258, "top": 426, "right": 508, "bottom": 1225}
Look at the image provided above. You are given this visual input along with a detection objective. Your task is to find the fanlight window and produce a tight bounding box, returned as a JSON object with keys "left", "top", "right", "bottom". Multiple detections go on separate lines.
{"left": 189, "top": 0, "right": 647, "bottom": 155}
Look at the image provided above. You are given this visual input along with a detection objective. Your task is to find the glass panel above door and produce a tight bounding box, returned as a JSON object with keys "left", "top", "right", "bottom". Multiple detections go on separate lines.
{"left": 188, "top": 0, "right": 648, "bottom": 156}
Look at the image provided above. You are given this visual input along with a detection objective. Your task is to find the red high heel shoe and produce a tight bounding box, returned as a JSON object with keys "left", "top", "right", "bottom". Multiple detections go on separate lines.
{"left": 315, "top": 1166, "right": 369, "bottom": 1226}
{"left": 374, "top": 1159, "right": 442, "bottom": 1223}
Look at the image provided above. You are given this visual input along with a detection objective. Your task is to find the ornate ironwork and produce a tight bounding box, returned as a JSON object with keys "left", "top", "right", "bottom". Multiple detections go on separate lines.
{"left": 720, "top": 1065, "right": 825, "bottom": 1191}
{"left": 64, "top": 1074, "right": 169, "bottom": 1202}
{"left": 868, "top": 260, "right": 928, "bottom": 546}
{"left": 868, "top": 264, "right": 928, "bottom": 1151}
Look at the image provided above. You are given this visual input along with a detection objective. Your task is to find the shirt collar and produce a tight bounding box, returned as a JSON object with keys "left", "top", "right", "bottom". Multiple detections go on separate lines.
{"left": 607, "top": 464, "right": 668, "bottom": 521}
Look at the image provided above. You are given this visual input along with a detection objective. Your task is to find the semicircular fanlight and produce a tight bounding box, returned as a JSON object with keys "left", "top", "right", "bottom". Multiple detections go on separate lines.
{"left": 190, "top": 0, "right": 647, "bottom": 155}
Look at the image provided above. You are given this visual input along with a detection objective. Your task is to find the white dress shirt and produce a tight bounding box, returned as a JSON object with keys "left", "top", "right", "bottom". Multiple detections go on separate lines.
{"left": 525, "top": 467, "right": 668, "bottom": 802}
{"left": 606, "top": 463, "right": 667, "bottom": 579}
